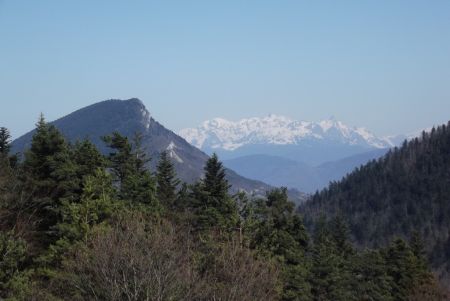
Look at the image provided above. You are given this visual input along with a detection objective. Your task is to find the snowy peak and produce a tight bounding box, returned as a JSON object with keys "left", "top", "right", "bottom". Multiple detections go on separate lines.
{"left": 179, "top": 115, "right": 392, "bottom": 151}
{"left": 166, "top": 141, "right": 184, "bottom": 163}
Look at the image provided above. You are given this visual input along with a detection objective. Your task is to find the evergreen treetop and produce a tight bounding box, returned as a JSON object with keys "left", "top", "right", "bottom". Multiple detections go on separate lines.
{"left": 0, "top": 127, "right": 12, "bottom": 157}
{"left": 156, "top": 150, "right": 180, "bottom": 209}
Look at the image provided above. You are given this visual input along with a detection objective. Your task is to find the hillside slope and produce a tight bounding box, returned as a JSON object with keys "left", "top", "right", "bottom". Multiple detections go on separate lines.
{"left": 224, "top": 155, "right": 321, "bottom": 193}
{"left": 299, "top": 122, "right": 450, "bottom": 284}
{"left": 12, "top": 99, "right": 305, "bottom": 202}
{"left": 224, "top": 149, "right": 390, "bottom": 193}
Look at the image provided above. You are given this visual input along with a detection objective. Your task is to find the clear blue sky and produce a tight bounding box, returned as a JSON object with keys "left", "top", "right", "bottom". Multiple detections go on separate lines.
{"left": 1, "top": 1, "right": 449, "bottom": 139}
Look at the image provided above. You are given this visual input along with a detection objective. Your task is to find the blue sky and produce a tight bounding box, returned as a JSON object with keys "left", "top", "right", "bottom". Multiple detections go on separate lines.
{"left": 1, "top": 1, "right": 449, "bottom": 139}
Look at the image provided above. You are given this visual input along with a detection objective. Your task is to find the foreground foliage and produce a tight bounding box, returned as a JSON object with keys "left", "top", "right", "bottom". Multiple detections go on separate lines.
{"left": 0, "top": 121, "right": 447, "bottom": 300}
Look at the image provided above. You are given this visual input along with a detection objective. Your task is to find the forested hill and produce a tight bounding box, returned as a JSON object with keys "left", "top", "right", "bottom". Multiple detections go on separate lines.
{"left": 300, "top": 121, "right": 450, "bottom": 285}
{"left": 11, "top": 99, "right": 305, "bottom": 202}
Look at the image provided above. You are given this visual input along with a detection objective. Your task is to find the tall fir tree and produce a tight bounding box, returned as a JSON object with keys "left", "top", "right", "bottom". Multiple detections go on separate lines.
{"left": 102, "top": 132, "right": 134, "bottom": 184}
{"left": 385, "top": 238, "right": 418, "bottom": 301}
{"left": 189, "top": 153, "right": 238, "bottom": 231}
{"left": 0, "top": 127, "right": 11, "bottom": 157}
{"left": 329, "top": 215, "right": 354, "bottom": 257}
{"left": 0, "top": 127, "right": 17, "bottom": 168}
{"left": 409, "top": 231, "right": 426, "bottom": 266}
{"left": 251, "top": 188, "right": 311, "bottom": 300}
{"left": 156, "top": 151, "right": 180, "bottom": 209}
{"left": 350, "top": 250, "right": 394, "bottom": 301}
{"left": 23, "top": 115, "right": 78, "bottom": 237}
{"left": 72, "top": 139, "right": 106, "bottom": 182}
{"left": 309, "top": 216, "right": 355, "bottom": 301}
{"left": 57, "top": 168, "right": 118, "bottom": 244}
{"left": 203, "top": 153, "right": 230, "bottom": 200}
{"left": 0, "top": 127, "right": 17, "bottom": 232}
{"left": 103, "top": 132, "right": 158, "bottom": 209}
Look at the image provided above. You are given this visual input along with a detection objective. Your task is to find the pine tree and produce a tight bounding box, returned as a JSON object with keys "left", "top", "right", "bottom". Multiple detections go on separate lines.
{"left": 309, "top": 216, "right": 355, "bottom": 301}
{"left": 203, "top": 153, "right": 230, "bottom": 200}
{"left": 385, "top": 238, "right": 417, "bottom": 301}
{"left": 189, "top": 153, "right": 237, "bottom": 231}
{"left": 175, "top": 182, "right": 189, "bottom": 211}
{"left": 63, "top": 139, "right": 108, "bottom": 199}
{"left": 57, "top": 168, "right": 118, "bottom": 244}
{"left": 72, "top": 139, "right": 106, "bottom": 181}
{"left": 409, "top": 231, "right": 426, "bottom": 265}
{"left": 0, "top": 127, "right": 11, "bottom": 157}
{"left": 310, "top": 239, "right": 350, "bottom": 301}
{"left": 351, "top": 250, "right": 393, "bottom": 301}
{"left": 156, "top": 151, "right": 180, "bottom": 209}
{"left": 329, "top": 215, "right": 353, "bottom": 257}
{"left": 103, "top": 132, "right": 158, "bottom": 208}
{"left": 312, "top": 215, "right": 330, "bottom": 246}
{"left": 407, "top": 231, "right": 441, "bottom": 300}
{"left": 103, "top": 132, "right": 134, "bottom": 183}
{"left": 37, "top": 168, "right": 120, "bottom": 275}
{"left": 0, "top": 232, "right": 31, "bottom": 299}
{"left": 251, "top": 188, "right": 311, "bottom": 300}
{"left": 23, "top": 115, "right": 77, "bottom": 236}
{"left": 0, "top": 127, "right": 13, "bottom": 177}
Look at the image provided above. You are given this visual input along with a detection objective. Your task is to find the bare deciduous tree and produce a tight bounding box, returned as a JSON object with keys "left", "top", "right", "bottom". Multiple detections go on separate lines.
{"left": 64, "top": 214, "right": 197, "bottom": 301}
{"left": 63, "top": 213, "right": 280, "bottom": 301}
{"left": 194, "top": 235, "right": 280, "bottom": 301}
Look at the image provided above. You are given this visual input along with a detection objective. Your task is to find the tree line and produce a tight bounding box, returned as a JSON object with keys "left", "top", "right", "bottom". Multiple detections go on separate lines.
{"left": 301, "top": 121, "right": 450, "bottom": 293}
{"left": 0, "top": 116, "right": 447, "bottom": 300}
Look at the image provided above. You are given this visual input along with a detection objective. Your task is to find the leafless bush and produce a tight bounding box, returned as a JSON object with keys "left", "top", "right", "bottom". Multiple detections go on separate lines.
{"left": 195, "top": 236, "right": 280, "bottom": 301}
{"left": 62, "top": 212, "right": 280, "bottom": 301}
{"left": 64, "top": 213, "right": 197, "bottom": 301}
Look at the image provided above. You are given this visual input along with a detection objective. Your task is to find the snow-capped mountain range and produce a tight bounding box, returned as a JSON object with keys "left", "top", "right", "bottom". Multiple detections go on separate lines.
{"left": 179, "top": 115, "right": 396, "bottom": 152}
{"left": 179, "top": 115, "right": 428, "bottom": 192}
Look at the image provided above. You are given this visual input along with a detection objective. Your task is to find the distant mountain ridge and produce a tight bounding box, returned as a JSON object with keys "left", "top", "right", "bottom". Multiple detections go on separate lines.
{"left": 179, "top": 115, "right": 400, "bottom": 165}
{"left": 12, "top": 99, "right": 306, "bottom": 203}
{"left": 180, "top": 115, "right": 430, "bottom": 192}
{"left": 224, "top": 149, "right": 390, "bottom": 193}
{"left": 180, "top": 115, "right": 393, "bottom": 150}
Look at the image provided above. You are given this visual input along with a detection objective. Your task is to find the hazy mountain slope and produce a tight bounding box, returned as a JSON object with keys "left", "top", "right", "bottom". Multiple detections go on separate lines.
{"left": 223, "top": 149, "right": 390, "bottom": 193}
{"left": 224, "top": 155, "right": 321, "bottom": 193}
{"left": 299, "top": 123, "right": 450, "bottom": 284}
{"left": 316, "top": 148, "right": 390, "bottom": 187}
{"left": 12, "top": 99, "right": 305, "bottom": 202}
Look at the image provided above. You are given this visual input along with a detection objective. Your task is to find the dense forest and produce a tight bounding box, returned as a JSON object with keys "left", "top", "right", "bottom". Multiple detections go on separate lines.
{"left": 301, "top": 121, "right": 450, "bottom": 291}
{"left": 0, "top": 116, "right": 447, "bottom": 300}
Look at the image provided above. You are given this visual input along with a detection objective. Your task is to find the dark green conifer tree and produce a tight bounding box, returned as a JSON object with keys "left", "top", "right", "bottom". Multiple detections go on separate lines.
{"left": 176, "top": 182, "right": 189, "bottom": 210}
{"left": 156, "top": 151, "right": 180, "bottom": 209}
{"left": 329, "top": 215, "right": 354, "bottom": 257}
{"left": 189, "top": 153, "right": 238, "bottom": 231}
{"left": 385, "top": 238, "right": 417, "bottom": 301}
{"left": 57, "top": 168, "right": 118, "bottom": 244}
{"left": 0, "top": 127, "right": 11, "bottom": 157}
{"left": 23, "top": 115, "right": 77, "bottom": 236}
{"left": 311, "top": 216, "right": 371, "bottom": 301}
{"left": 203, "top": 153, "right": 230, "bottom": 200}
{"left": 351, "top": 250, "right": 393, "bottom": 301}
{"left": 72, "top": 139, "right": 106, "bottom": 181}
{"left": 0, "top": 127, "right": 13, "bottom": 172}
{"left": 103, "top": 132, "right": 158, "bottom": 208}
{"left": 409, "top": 231, "right": 426, "bottom": 266}
{"left": 252, "top": 188, "right": 311, "bottom": 301}
{"left": 102, "top": 132, "right": 134, "bottom": 183}
{"left": 310, "top": 217, "right": 353, "bottom": 301}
